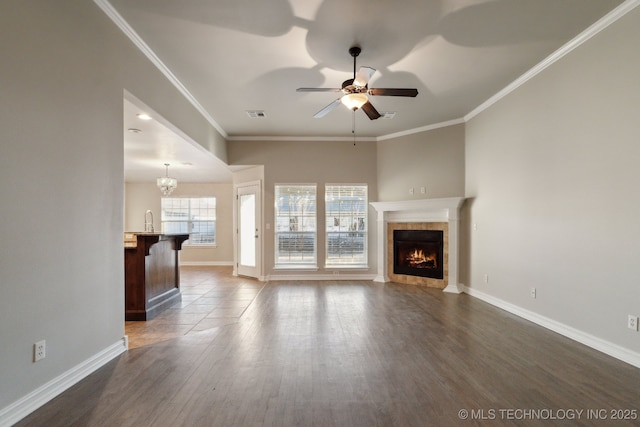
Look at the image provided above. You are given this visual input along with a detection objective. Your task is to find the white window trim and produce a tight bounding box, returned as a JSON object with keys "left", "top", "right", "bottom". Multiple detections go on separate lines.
{"left": 274, "top": 184, "right": 318, "bottom": 269}
{"left": 161, "top": 196, "right": 217, "bottom": 247}
{"left": 324, "top": 183, "right": 369, "bottom": 269}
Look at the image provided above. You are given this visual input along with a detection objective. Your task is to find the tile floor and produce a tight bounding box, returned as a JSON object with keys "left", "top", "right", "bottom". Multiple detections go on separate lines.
{"left": 125, "top": 265, "right": 264, "bottom": 349}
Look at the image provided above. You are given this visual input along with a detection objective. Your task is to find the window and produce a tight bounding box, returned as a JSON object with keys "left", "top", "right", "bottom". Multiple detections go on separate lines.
{"left": 161, "top": 197, "right": 216, "bottom": 245}
{"left": 275, "top": 185, "right": 316, "bottom": 266}
{"left": 325, "top": 184, "right": 367, "bottom": 266}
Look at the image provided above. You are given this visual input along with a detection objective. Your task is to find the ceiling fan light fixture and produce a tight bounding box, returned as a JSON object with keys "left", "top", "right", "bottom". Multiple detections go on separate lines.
{"left": 298, "top": 46, "right": 417, "bottom": 120}
{"left": 341, "top": 93, "right": 368, "bottom": 111}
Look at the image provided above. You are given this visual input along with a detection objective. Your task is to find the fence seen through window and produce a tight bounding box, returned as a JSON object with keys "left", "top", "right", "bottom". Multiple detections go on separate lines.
{"left": 275, "top": 185, "right": 317, "bottom": 266}
{"left": 325, "top": 184, "right": 367, "bottom": 266}
{"left": 161, "top": 197, "right": 216, "bottom": 245}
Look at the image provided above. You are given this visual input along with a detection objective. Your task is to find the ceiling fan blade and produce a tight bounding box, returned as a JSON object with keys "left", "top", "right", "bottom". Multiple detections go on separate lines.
{"left": 368, "top": 88, "right": 418, "bottom": 97}
{"left": 354, "top": 66, "right": 376, "bottom": 87}
{"left": 297, "top": 88, "right": 341, "bottom": 92}
{"left": 361, "top": 101, "right": 381, "bottom": 120}
{"left": 313, "top": 98, "right": 342, "bottom": 118}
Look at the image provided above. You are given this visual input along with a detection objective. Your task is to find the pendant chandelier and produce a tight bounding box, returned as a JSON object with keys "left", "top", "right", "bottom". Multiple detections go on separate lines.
{"left": 157, "top": 163, "right": 177, "bottom": 196}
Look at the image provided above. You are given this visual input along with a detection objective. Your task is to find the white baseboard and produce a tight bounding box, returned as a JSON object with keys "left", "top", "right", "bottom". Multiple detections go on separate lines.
{"left": 180, "top": 261, "right": 234, "bottom": 267}
{"left": 268, "top": 273, "right": 377, "bottom": 281}
{"left": 0, "top": 337, "right": 128, "bottom": 427}
{"left": 463, "top": 286, "right": 640, "bottom": 369}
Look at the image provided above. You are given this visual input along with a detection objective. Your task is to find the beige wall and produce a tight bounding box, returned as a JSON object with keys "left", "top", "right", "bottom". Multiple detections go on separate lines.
{"left": 228, "top": 140, "right": 378, "bottom": 278}
{"left": 377, "top": 124, "right": 466, "bottom": 201}
{"left": 3, "top": 0, "right": 639, "bottom": 420}
{"left": 125, "top": 182, "right": 234, "bottom": 264}
{"left": 227, "top": 126, "right": 466, "bottom": 279}
{"left": 464, "top": 6, "right": 640, "bottom": 353}
{"left": 0, "top": 0, "right": 226, "bottom": 414}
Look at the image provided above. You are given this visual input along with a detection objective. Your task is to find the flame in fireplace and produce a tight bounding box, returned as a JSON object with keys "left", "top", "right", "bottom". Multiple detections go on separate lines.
{"left": 405, "top": 248, "right": 437, "bottom": 269}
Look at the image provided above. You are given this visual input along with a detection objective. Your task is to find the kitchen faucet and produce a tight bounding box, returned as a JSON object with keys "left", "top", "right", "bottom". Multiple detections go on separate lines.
{"left": 144, "top": 210, "right": 154, "bottom": 232}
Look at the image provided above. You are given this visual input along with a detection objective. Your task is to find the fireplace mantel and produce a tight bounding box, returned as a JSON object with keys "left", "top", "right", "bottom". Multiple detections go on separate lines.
{"left": 370, "top": 197, "right": 465, "bottom": 293}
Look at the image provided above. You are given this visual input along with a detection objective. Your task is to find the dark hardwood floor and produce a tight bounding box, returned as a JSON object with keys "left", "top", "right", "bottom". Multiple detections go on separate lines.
{"left": 17, "top": 266, "right": 640, "bottom": 426}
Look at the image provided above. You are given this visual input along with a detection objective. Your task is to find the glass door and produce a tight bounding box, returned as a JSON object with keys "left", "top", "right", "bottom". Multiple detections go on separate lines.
{"left": 236, "top": 182, "right": 261, "bottom": 278}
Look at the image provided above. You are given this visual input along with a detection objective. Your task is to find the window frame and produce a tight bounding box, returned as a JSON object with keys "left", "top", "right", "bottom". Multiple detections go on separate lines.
{"left": 325, "top": 184, "right": 368, "bottom": 268}
{"left": 274, "top": 184, "right": 318, "bottom": 269}
{"left": 160, "top": 196, "right": 217, "bottom": 247}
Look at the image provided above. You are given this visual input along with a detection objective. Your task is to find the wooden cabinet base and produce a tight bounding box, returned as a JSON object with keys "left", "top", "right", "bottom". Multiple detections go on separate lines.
{"left": 124, "top": 233, "right": 188, "bottom": 321}
{"left": 125, "top": 288, "right": 182, "bottom": 321}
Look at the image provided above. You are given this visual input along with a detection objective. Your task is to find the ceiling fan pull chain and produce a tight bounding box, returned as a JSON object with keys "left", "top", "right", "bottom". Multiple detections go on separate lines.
{"left": 352, "top": 111, "right": 356, "bottom": 146}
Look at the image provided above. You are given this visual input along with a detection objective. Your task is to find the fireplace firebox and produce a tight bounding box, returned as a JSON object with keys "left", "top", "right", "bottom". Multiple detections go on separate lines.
{"left": 393, "top": 230, "right": 444, "bottom": 279}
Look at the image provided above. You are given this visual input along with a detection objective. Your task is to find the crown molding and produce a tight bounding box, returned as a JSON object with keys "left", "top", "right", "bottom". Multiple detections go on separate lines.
{"left": 227, "top": 135, "right": 377, "bottom": 142}
{"left": 96, "top": 0, "right": 639, "bottom": 143}
{"left": 93, "top": 0, "right": 228, "bottom": 139}
{"left": 464, "top": 0, "right": 640, "bottom": 123}
{"left": 228, "top": 118, "right": 464, "bottom": 142}
{"left": 376, "top": 118, "right": 466, "bottom": 141}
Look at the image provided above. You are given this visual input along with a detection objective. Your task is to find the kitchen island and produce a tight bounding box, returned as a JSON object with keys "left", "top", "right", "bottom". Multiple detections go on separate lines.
{"left": 124, "top": 232, "right": 189, "bottom": 321}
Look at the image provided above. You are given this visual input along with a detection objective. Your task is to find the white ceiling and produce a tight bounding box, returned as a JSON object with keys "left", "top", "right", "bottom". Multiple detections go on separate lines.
{"left": 114, "top": 0, "right": 626, "bottom": 182}
{"left": 123, "top": 96, "right": 233, "bottom": 182}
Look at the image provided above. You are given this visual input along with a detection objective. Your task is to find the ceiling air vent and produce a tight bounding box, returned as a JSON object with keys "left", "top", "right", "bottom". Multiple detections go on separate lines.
{"left": 246, "top": 110, "right": 266, "bottom": 118}
{"left": 380, "top": 112, "right": 396, "bottom": 119}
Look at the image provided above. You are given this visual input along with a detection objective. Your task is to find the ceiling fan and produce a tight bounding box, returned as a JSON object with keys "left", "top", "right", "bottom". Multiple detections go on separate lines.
{"left": 297, "top": 46, "right": 418, "bottom": 120}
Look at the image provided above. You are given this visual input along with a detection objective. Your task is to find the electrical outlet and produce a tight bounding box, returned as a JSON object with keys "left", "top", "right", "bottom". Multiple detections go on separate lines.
{"left": 530, "top": 288, "right": 537, "bottom": 299}
{"left": 628, "top": 315, "right": 638, "bottom": 331}
{"left": 420, "top": 187, "right": 426, "bottom": 194}
{"left": 483, "top": 274, "right": 489, "bottom": 284}
{"left": 34, "top": 340, "right": 46, "bottom": 362}
{"left": 409, "top": 187, "right": 414, "bottom": 195}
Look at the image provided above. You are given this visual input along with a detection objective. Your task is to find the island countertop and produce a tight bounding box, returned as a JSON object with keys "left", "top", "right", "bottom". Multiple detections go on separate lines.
{"left": 124, "top": 232, "right": 189, "bottom": 250}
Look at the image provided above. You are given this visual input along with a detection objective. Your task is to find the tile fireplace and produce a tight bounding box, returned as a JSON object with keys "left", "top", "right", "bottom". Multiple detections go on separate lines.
{"left": 370, "top": 197, "right": 465, "bottom": 293}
